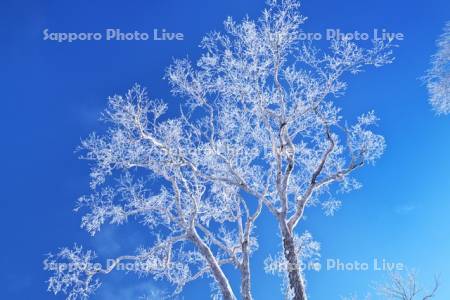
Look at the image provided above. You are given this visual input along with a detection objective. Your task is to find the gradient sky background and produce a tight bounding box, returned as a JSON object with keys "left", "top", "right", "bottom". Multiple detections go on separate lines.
{"left": 1, "top": 0, "right": 450, "bottom": 299}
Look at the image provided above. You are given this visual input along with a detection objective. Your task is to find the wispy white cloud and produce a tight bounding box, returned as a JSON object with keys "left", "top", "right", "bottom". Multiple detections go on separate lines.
{"left": 91, "top": 225, "right": 123, "bottom": 257}
{"left": 90, "top": 225, "right": 170, "bottom": 299}
{"left": 94, "top": 278, "right": 167, "bottom": 300}
{"left": 394, "top": 204, "right": 416, "bottom": 215}
{"left": 91, "top": 224, "right": 148, "bottom": 257}
{"left": 5, "top": 273, "right": 33, "bottom": 294}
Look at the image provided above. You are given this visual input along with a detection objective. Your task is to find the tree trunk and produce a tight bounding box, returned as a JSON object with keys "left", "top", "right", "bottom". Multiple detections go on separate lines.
{"left": 280, "top": 222, "right": 308, "bottom": 300}
{"left": 190, "top": 229, "right": 237, "bottom": 300}
{"left": 240, "top": 240, "right": 253, "bottom": 300}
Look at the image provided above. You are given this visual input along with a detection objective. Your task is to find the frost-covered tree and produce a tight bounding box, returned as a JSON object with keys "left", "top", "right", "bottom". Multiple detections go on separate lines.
{"left": 45, "top": 1, "right": 395, "bottom": 299}
{"left": 165, "top": 0, "right": 393, "bottom": 298}
{"left": 342, "top": 270, "right": 439, "bottom": 300}
{"left": 376, "top": 271, "right": 439, "bottom": 300}
{"left": 425, "top": 21, "right": 450, "bottom": 115}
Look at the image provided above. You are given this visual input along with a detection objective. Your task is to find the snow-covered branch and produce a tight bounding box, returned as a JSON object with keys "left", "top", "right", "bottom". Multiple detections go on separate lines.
{"left": 425, "top": 21, "right": 450, "bottom": 115}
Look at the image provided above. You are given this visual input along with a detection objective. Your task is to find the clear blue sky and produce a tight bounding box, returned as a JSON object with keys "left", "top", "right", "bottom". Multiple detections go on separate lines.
{"left": 1, "top": 0, "right": 449, "bottom": 299}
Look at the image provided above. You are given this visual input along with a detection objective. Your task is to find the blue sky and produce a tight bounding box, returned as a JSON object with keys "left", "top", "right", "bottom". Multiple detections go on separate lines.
{"left": 1, "top": 0, "right": 449, "bottom": 299}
